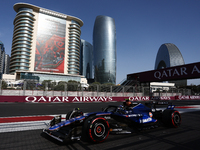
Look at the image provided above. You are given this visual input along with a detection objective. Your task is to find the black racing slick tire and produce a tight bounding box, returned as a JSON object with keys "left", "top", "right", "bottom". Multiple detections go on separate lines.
{"left": 162, "top": 109, "right": 181, "bottom": 128}
{"left": 82, "top": 116, "right": 110, "bottom": 143}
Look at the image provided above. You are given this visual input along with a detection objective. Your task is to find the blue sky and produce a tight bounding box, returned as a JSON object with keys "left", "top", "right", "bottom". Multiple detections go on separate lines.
{"left": 1, "top": 0, "right": 200, "bottom": 85}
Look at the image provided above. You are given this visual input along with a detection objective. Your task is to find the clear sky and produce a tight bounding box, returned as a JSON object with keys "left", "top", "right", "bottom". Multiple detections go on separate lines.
{"left": 1, "top": 0, "right": 200, "bottom": 85}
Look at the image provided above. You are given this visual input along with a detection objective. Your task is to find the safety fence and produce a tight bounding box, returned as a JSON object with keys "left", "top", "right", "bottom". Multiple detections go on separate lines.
{"left": 0, "top": 80, "right": 192, "bottom": 97}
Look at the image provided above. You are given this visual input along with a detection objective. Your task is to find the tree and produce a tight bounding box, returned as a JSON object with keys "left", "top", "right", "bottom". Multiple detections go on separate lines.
{"left": 1, "top": 80, "right": 7, "bottom": 89}
{"left": 54, "top": 81, "right": 67, "bottom": 91}
{"left": 90, "top": 82, "right": 101, "bottom": 85}
{"left": 100, "top": 83, "right": 115, "bottom": 92}
{"left": 67, "top": 80, "right": 79, "bottom": 91}
{"left": 88, "top": 82, "right": 100, "bottom": 91}
{"left": 41, "top": 80, "right": 52, "bottom": 90}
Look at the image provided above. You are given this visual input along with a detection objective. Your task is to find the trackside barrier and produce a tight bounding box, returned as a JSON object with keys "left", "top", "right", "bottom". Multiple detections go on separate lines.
{"left": 0, "top": 96, "right": 148, "bottom": 103}
{"left": 175, "top": 95, "right": 200, "bottom": 100}
{"left": 0, "top": 95, "right": 199, "bottom": 103}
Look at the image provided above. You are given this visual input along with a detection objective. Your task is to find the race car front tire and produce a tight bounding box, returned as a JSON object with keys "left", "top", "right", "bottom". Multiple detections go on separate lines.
{"left": 82, "top": 116, "right": 110, "bottom": 143}
{"left": 162, "top": 109, "right": 181, "bottom": 128}
{"left": 66, "top": 108, "right": 83, "bottom": 120}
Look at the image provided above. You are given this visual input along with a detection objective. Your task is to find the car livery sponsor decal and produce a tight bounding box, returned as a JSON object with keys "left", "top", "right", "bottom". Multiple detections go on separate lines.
{"left": 125, "top": 114, "right": 143, "bottom": 117}
{"left": 140, "top": 117, "right": 152, "bottom": 123}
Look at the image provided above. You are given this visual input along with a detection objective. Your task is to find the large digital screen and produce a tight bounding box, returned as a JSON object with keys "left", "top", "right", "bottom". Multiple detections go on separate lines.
{"left": 34, "top": 13, "right": 66, "bottom": 73}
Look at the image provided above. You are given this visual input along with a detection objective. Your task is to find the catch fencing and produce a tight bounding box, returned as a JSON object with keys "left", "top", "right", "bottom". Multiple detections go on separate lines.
{"left": 0, "top": 80, "right": 191, "bottom": 97}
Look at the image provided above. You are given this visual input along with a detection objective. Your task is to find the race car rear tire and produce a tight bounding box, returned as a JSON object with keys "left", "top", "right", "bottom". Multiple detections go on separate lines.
{"left": 162, "top": 109, "right": 181, "bottom": 128}
{"left": 82, "top": 116, "right": 110, "bottom": 143}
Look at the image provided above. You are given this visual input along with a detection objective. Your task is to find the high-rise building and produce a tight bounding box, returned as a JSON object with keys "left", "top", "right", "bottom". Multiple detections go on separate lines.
{"left": 80, "top": 39, "right": 93, "bottom": 81}
{"left": 0, "top": 41, "right": 5, "bottom": 79}
{"left": 10, "top": 3, "right": 86, "bottom": 83}
{"left": 4, "top": 54, "right": 10, "bottom": 74}
{"left": 93, "top": 15, "right": 116, "bottom": 84}
{"left": 155, "top": 43, "right": 187, "bottom": 87}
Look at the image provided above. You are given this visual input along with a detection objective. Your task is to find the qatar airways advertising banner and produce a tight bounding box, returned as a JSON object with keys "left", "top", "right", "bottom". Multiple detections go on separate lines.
{"left": 128, "top": 62, "right": 200, "bottom": 82}
{"left": 34, "top": 13, "right": 66, "bottom": 73}
{"left": 0, "top": 96, "right": 150, "bottom": 103}
{"left": 0, "top": 96, "right": 199, "bottom": 103}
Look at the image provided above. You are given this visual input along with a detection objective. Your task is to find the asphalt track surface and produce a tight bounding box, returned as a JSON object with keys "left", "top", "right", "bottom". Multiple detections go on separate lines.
{"left": 0, "top": 100, "right": 200, "bottom": 150}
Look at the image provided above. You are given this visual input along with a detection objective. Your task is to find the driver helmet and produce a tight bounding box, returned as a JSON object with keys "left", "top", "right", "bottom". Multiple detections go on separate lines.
{"left": 125, "top": 98, "right": 131, "bottom": 106}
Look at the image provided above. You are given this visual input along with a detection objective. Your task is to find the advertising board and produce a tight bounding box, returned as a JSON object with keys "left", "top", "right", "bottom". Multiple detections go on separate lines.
{"left": 128, "top": 62, "right": 200, "bottom": 82}
{"left": 0, "top": 96, "right": 199, "bottom": 103}
{"left": 34, "top": 13, "right": 66, "bottom": 73}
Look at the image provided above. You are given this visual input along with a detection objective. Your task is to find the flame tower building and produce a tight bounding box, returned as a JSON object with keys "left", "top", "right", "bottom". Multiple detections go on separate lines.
{"left": 93, "top": 15, "right": 116, "bottom": 84}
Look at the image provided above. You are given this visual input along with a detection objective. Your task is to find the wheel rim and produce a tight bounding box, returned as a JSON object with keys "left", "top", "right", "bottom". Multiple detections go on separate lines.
{"left": 94, "top": 123, "right": 105, "bottom": 137}
{"left": 88, "top": 117, "right": 110, "bottom": 143}
{"left": 172, "top": 111, "right": 181, "bottom": 127}
{"left": 174, "top": 114, "right": 180, "bottom": 124}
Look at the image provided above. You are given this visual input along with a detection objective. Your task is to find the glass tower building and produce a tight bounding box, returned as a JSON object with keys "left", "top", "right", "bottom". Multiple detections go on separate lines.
{"left": 155, "top": 43, "right": 187, "bottom": 87}
{"left": 80, "top": 39, "right": 93, "bottom": 80}
{"left": 0, "top": 41, "right": 5, "bottom": 78}
{"left": 9, "top": 3, "right": 85, "bottom": 83}
{"left": 93, "top": 15, "right": 116, "bottom": 84}
{"left": 4, "top": 54, "right": 10, "bottom": 74}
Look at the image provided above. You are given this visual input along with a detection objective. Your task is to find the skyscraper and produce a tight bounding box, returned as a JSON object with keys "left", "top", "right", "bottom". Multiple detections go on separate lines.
{"left": 155, "top": 43, "right": 187, "bottom": 87}
{"left": 0, "top": 41, "right": 5, "bottom": 78}
{"left": 4, "top": 54, "right": 10, "bottom": 74}
{"left": 93, "top": 15, "right": 116, "bottom": 84}
{"left": 80, "top": 39, "right": 93, "bottom": 81}
{"left": 9, "top": 3, "right": 85, "bottom": 83}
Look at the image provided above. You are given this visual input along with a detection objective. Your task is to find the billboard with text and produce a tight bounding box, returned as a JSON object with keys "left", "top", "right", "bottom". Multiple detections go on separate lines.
{"left": 128, "top": 62, "right": 200, "bottom": 82}
{"left": 34, "top": 13, "right": 66, "bottom": 73}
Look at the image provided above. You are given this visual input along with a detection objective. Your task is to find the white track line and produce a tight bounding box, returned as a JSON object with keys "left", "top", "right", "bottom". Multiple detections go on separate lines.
{"left": 0, "top": 114, "right": 66, "bottom": 133}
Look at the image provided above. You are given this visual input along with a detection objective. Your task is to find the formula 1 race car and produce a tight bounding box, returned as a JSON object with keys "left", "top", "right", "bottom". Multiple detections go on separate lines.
{"left": 43, "top": 101, "right": 181, "bottom": 143}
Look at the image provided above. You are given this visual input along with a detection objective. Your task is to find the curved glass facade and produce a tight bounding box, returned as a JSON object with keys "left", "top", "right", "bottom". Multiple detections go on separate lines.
{"left": 155, "top": 43, "right": 187, "bottom": 86}
{"left": 68, "top": 20, "right": 81, "bottom": 75}
{"left": 80, "top": 39, "right": 93, "bottom": 80}
{"left": 10, "top": 7, "right": 34, "bottom": 73}
{"left": 93, "top": 15, "right": 116, "bottom": 84}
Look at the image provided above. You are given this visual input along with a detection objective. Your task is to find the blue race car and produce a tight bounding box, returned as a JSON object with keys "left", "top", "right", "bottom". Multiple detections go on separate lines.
{"left": 43, "top": 101, "right": 181, "bottom": 143}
